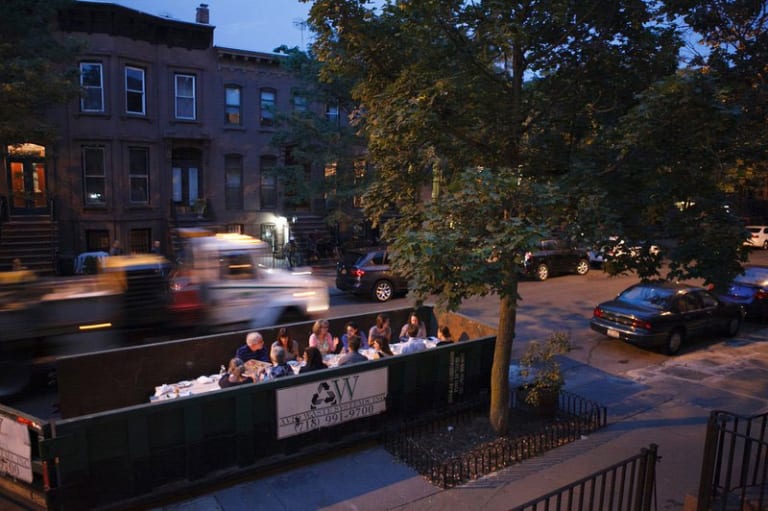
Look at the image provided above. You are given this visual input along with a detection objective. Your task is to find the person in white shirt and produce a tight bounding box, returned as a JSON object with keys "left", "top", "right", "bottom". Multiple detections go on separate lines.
{"left": 399, "top": 323, "right": 427, "bottom": 354}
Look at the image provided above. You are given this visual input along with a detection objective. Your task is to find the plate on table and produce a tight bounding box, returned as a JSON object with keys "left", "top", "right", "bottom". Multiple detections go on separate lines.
{"left": 177, "top": 380, "right": 193, "bottom": 388}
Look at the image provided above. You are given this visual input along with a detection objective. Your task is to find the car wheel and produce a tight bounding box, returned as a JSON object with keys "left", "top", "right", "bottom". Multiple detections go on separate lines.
{"left": 534, "top": 263, "right": 549, "bottom": 281}
{"left": 724, "top": 315, "right": 742, "bottom": 337}
{"left": 575, "top": 259, "right": 590, "bottom": 275}
{"left": 372, "top": 280, "right": 394, "bottom": 302}
{"left": 664, "top": 329, "right": 684, "bottom": 356}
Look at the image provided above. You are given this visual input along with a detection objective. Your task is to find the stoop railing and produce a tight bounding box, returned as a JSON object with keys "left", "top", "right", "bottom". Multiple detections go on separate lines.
{"left": 510, "top": 443, "right": 660, "bottom": 511}
{"left": 697, "top": 410, "right": 768, "bottom": 511}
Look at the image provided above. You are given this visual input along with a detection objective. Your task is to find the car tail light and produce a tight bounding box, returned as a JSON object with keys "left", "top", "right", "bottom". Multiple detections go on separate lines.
{"left": 593, "top": 307, "right": 604, "bottom": 318}
{"left": 351, "top": 268, "right": 365, "bottom": 278}
{"left": 630, "top": 318, "right": 652, "bottom": 330}
{"left": 756, "top": 289, "right": 768, "bottom": 301}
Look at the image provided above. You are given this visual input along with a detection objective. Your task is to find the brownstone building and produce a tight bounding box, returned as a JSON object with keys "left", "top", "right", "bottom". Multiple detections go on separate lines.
{"left": 0, "top": 2, "right": 332, "bottom": 273}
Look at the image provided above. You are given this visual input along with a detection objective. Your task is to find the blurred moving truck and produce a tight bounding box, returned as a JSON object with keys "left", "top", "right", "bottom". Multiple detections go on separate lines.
{"left": 169, "top": 232, "right": 329, "bottom": 331}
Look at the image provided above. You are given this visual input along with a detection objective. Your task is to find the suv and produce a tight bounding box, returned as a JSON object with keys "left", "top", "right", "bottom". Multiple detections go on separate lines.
{"left": 521, "top": 239, "right": 590, "bottom": 281}
{"left": 744, "top": 226, "right": 768, "bottom": 249}
{"left": 335, "top": 247, "right": 408, "bottom": 302}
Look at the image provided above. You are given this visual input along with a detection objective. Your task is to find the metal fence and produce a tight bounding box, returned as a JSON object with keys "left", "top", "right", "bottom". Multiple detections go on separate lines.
{"left": 382, "top": 390, "right": 607, "bottom": 489}
{"left": 511, "top": 444, "right": 659, "bottom": 511}
{"left": 697, "top": 410, "right": 768, "bottom": 511}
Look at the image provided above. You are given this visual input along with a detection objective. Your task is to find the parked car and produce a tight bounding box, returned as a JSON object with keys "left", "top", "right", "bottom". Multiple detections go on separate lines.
{"left": 590, "top": 281, "right": 744, "bottom": 355}
{"left": 335, "top": 247, "right": 409, "bottom": 302}
{"left": 521, "top": 239, "right": 590, "bottom": 281}
{"left": 743, "top": 225, "right": 768, "bottom": 249}
{"left": 719, "top": 265, "right": 768, "bottom": 319}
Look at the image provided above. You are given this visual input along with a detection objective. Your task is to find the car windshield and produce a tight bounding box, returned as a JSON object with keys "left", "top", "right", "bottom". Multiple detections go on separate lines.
{"left": 618, "top": 285, "right": 676, "bottom": 310}
{"left": 734, "top": 267, "right": 768, "bottom": 286}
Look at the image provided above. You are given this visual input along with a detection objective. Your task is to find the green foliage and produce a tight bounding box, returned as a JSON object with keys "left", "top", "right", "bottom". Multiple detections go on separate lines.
{"left": 518, "top": 331, "right": 571, "bottom": 407}
{"left": 0, "top": 0, "right": 81, "bottom": 143}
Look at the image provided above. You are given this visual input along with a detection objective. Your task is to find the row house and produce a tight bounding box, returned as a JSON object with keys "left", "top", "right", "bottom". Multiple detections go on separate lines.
{"left": 0, "top": 1, "right": 332, "bottom": 273}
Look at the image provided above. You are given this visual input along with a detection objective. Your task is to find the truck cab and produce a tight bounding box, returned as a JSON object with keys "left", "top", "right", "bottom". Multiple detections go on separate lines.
{"left": 169, "top": 232, "right": 329, "bottom": 331}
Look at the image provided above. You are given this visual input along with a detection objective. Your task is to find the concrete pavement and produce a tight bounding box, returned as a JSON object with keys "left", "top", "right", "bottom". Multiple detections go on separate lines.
{"left": 146, "top": 312, "right": 768, "bottom": 511}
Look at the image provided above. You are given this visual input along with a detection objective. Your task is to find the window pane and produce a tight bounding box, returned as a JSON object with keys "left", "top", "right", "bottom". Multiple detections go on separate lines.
{"left": 225, "top": 155, "right": 243, "bottom": 210}
{"left": 129, "top": 147, "right": 149, "bottom": 203}
{"left": 172, "top": 167, "right": 182, "bottom": 202}
{"left": 175, "top": 74, "right": 196, "bottom": 119}
{"left": 125, "top": 67, "right": 145, "bottom": 115}
{"left": 80, "top": 63, "right": 103, "bottom": 112}
{"left": 225, "top": 86, "right": 241, "bottom": 124}
{"left": 260, "top": 90, "right": 275, "bottom": 126}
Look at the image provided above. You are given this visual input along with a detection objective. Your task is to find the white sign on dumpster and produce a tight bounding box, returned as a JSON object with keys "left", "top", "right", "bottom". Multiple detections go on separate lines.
{"left": 276, "top": 368, "right": 388, "bottom": 439}
{"left": 0, "top": 416, "right": 33, "bottom": 483}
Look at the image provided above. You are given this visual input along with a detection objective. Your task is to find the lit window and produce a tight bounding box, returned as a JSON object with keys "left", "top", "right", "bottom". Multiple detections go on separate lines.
{"left": 82, "top": 146, "right": 106, "bottom": 205}
{"left": 225, "top": 86, "right": 241, "bottom": 125}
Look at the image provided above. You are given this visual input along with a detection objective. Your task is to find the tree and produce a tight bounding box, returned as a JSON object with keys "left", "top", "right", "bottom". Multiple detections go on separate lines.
{"left": 269, "top": 46, "right": 369, "bottom": 238}
{"left": 303, "top": 0, "right": 749, "bottom": 435}
{"left": 0, "top": 0, "right": 81, "bottom": 144}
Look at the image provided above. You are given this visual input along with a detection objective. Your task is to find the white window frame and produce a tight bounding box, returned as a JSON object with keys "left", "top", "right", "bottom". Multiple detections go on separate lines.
{"left": 80, "top": 62, "right": 104, "bottom": 112}
{"left": 174, "top": 73, "right": 196, "bottom": 120}
{"left": 125, "top": 66, "right": 146, "bottom": 115}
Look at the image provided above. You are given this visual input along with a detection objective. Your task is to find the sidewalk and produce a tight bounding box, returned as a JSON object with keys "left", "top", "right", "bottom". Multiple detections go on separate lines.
{"left": 151, "top": 325, "right": 768, "bottom": 511}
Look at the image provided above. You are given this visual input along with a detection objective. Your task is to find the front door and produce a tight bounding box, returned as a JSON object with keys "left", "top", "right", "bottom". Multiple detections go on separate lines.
{"left": 7, "top": 144, "right": 48, "bottom": 214}
{"left": 171, "top": 147, "right": 202, "bottom": 213}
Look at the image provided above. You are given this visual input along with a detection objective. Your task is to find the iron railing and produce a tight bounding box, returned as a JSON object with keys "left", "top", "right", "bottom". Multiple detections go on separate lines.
{"left": 511, "top": 444, "right": 659, "bottom": 511}
{"left": 382, "top": 390, "right": 607, "bottom": 489}
{"left": 697, "top": 410, "right": 768, "bottom": 511}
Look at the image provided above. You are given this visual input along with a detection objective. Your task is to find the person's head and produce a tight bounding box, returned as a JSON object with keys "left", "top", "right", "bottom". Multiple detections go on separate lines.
{"left": 345, "top": 321, "right": 359, "bottom": 336}
{"left": 271, "top": 345, "right": 286, "bottom": 365}
{"left": 438, "top": 325, "right": 453, "bottom": 341}
{"left": 376, "top": 313, "right": 390, "bottom": 329}
{"left": 407, "top": 323, "right": 420, "bottom": 338}
{"left": 246, "top": 332, "right": 264, "bottom": 351}
{"left": 304, "top": 346, "right": 324, "bottom": 368}
{"left": 312, "top": 319, "right": 330, "bottom": 336}
{"left": 277, "top": 327, "right": 290, "bottom": 345}
{"left": 372, "top": 335, "right": 392, "bottom": 355}
{"left": 228, "top": 357, "right": 244, "bottom": 373}
{"left": 153, "top": 240, "right": 161, "bottom": 249}
{"left": 409, "top": 312, "right": 420, "bottom": 326}
{"left": 347, "top": 335, "right": 361, "bottom": 352}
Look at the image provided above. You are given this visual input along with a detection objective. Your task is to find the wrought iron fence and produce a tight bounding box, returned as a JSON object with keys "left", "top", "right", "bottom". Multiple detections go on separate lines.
{"left": 511, "top": 444, "right": 659, "bottom": 511}
{"left": 382, "top": 390, "right": 607, "bottom": 489}
{"left": 697, "top": 410, "right": 768, "bottom": 511}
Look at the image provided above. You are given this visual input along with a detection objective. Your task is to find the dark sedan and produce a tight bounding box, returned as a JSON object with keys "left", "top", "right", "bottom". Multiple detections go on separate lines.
{"left": 521, "top": 239, "right": 590, "bottom": 281}
{"left": 719, "top": 265, "right": 768, "bottom": 319}
{"left": 590, "top": 281, "right": 744, "bottom": 355}
{"left": 335, "top": 247, "right": 409, "bottom": 302}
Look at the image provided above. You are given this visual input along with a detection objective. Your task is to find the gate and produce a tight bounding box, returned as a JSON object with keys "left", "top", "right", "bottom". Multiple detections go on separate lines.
{"left": 697, "top": 410, "right": 768, "bottom": 511}
{"left": 511, "top": 444, "right": 659, "bottom": 511}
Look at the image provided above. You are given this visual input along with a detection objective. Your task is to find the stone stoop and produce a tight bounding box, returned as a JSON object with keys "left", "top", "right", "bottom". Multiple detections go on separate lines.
{"left": 0, "top": 216, "right": 57, "bottom": 274}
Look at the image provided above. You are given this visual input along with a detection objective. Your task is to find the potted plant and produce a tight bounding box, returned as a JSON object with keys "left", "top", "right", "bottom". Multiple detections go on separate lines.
{"left": 516, "top": 331, "right": 571, "bottom": 414}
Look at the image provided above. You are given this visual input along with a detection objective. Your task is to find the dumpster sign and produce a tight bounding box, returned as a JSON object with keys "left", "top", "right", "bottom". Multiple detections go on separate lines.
{"left": 276, "top": 368, "right": 387, "bottom": 439}
{"left": 0, "top": 416, "right": 32, "bottom": 483}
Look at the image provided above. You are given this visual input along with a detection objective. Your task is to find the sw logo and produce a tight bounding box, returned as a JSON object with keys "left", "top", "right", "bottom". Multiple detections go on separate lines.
{"left": 309, "top": 375, "right": 361, "bottom": 409}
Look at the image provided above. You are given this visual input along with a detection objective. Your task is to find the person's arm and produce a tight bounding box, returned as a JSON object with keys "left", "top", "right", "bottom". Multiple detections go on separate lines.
{"left": 309, "top": 334, "right": 318, "bottom": 348}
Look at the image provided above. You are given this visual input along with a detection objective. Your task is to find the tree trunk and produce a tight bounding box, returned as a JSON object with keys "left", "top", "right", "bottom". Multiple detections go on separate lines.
{"left": 489, "top": 289, "right": 518, "bottom": 435}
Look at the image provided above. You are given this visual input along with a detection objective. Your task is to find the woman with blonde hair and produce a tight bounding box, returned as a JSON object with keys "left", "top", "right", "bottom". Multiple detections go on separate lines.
{"left": 308, "top": 319, "right": 335, "bottom": 354}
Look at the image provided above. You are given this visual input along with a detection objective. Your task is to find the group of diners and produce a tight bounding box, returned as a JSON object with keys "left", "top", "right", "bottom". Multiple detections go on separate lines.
{"left": 218, "top": 312, "right": 458, "bottom": 389}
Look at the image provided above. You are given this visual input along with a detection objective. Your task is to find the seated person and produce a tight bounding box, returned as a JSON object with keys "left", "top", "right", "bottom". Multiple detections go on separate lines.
{"left": 262, "top": 346, "right": 295, "bottom": 381}
{"left": 368, "top": 313, "right": 392, "bottom": 343}
{"left": 334, "top": 320, "right": 368, "bottom": 354}
{"left": 371, "top": 334, "right": 394, "bottom": 358}
{"left": 236, "top": 332, "right": 270, "bottom": 363}
{"left": 299, "top": 346, "right": 328, "bottom": 373}
{"left": 218, "top": 358, "right": 256, "bottom": 388}
{"left": 337, "top": 335, "right": 368, "bottom": 366}
{"left": 309, "top": 319, "right": 335, "bottom": 355}
{"left": 272, "top": 327, "right": 300, "bottom": 362}
{"left": 436, "top": 325, "right": 455, "bottom": 346}
{"left": 399, "top": 323, "right": 427, "bottom": 354}
{"left": 398, "top": 311, "right": 427, "bottom": 342}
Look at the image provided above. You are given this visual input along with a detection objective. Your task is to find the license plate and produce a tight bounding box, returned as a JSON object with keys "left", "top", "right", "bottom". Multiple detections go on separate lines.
{"left": 607, "top": 329, "right": 620, "bottom": 339}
